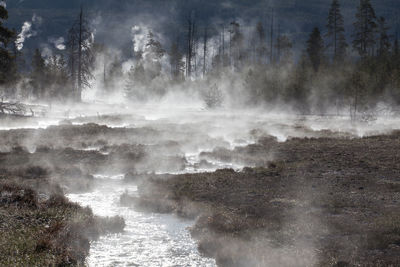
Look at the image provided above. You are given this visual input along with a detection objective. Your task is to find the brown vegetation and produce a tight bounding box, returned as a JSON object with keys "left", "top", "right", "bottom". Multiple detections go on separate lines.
{"left": 0, "top": 163, "right": 125, "bottom": 266}
{"left": 133, "top": 131, "right": 400, "bottom": 266}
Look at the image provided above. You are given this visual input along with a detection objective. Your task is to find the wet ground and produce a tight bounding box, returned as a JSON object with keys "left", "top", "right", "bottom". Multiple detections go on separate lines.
{"left": 1, "top": 104, "right": 400, "bottom": 266}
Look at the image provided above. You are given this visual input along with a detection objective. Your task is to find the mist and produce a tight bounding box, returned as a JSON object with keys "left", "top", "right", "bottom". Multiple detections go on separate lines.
{"left": 1, "top": 1, "right": 400, "bottom": 267}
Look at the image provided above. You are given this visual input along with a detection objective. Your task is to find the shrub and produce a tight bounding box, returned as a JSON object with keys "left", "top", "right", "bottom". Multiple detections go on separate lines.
{"left": 0, "top": 183, "right": 38, "bottom": 207}
{"left": 23, "top": 166, "right": 49, "bottom": 179}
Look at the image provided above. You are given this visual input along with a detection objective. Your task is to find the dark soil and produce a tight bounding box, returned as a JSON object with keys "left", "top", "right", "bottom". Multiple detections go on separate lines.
{"left": 2, "top": 121, "right": 400, "bottom": 266}
{"left": 133, "top": 132, "right": 400, "bottom": 267}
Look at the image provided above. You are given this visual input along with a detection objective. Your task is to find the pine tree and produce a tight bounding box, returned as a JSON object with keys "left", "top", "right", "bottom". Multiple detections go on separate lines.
{"left": 169, "top": 39, "right": 184, "bottom": 81}
{"left": 202, "top": 26, "right": 208, "bottom": 77}
{"left": 269, "top": 8, "right": 275, "bottom": 64}
{"left": 145, "top": 31, "right": 165, "bottom": 61}
{"left": 352, "top": 0, "right": 377, "bottom": 57}
{"left": 230, "top": 21, "right": 244, "bottom": 68}
{"left": 307, "top": 27, "right": 325, "bottom": 71}
{"left": 0, "top": 4, "right": 15, "bottom": 86}
{"left": 47, "top": 55, "right": 69, "bottom": 98}
{"left": 67, "top": 7, "right": 94, "bottom": 101}
{"left": 186, "top": 11, "right": 196, "bottom": 78}
{"left": 125, "top": 66, "right": 136, "bottom": 97}
{"left": 11, "top": 29, "right": 24, "bottom": 82}
{"left": 67, "top": 27, "right": 77, "bottom": 94}
{"left": 30, "top": 49, "right": 47, "bottom": 99}
{"left": 108, "top": 57, "right": 123, "bottom": 88}
{"left": 326, "top": 0, "right": 347, "bottom": 61}
{"left": 394, "top": 38, "right": 399, "bottom": 57}
{"left": 91, "top": 42, "right": 109, "bottom": 91}
{"left": 125, "top": 64, "right": 146, "bottom": 100}
{"left": 256, "top": 22, "right": 267, "bottom": 64}
{"left": 377, "top": 16, "right": 391, "bottom": 57}
{"left": 276, "top": 35, "right": 293, "bottom": 64}
{"left": 144, "top": 31, "right": 165, "bottom": 80}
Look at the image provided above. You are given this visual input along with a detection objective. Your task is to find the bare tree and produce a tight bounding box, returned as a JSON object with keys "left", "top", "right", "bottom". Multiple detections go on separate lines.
{"left": 270, "top": 8, "right": 274, "bottom": 63}
{"left": 203, "top": 26, "right": 208, "bottom": 77}
{"left": 186, "top": 11, "right": 196, "bottom": 78}
{"left": 67, "top": 6, "right": 94, "bottom": 101}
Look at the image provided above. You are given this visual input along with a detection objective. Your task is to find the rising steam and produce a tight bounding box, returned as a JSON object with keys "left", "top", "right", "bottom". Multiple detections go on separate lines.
{"left": 15, "top": 14, "right": 42, "bottom": 51}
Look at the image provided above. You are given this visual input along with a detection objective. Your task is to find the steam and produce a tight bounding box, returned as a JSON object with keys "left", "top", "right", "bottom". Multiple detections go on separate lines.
{"left": 49, "top": 37, "right": 66, "bottom": 50}
{"left": 15, "top": 14, "right": 42, "bottom": 51}
{"left": 16, "top": 22, "right": 33, "bottom": 50}
{"left": 131, "top": 25, "right": 151, "bottom": 54}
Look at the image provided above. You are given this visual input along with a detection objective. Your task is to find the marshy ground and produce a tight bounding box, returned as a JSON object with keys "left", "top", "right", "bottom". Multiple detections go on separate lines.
{"left": 134, "top": 133, "right": 400, "bottom": 266}
{"left": 0, "top": 110, "right": 399, "bottom": 266}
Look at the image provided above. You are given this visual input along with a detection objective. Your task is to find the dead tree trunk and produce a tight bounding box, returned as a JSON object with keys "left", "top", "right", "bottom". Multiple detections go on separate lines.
{"left": 77, "top": 7, "right": 83, "bottom": 102}
{"left": 203, "top": 26, "right": 208, "bottom": 77}
{"left": 186, "top": 15, "right": 194, "bottom": 78}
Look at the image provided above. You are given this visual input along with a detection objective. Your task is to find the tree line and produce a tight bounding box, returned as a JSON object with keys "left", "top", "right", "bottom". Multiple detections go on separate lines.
{"left": 0, "top": 0, "right": 399, "bottom": 116}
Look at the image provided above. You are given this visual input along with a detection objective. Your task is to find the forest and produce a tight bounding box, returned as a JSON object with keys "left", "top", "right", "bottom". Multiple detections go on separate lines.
{"left": 0, "top": 0, "right": 398, "bottom": 118}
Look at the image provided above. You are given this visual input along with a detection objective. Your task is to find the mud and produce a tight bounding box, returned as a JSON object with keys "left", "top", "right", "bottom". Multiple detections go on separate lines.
{"left": 131, "top": 132, "right": 400, "bottom": 267}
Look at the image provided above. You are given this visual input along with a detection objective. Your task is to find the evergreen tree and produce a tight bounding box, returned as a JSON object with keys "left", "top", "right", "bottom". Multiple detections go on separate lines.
{"left": 67, "top": 7, "right": 94, "bottom": 101}
{"left": 276, "top": 35, "right": 293, "bottom": 64}
{"left": 11, "top": 29, "right": 24, "bottom": 82}
{"left": 107, "top": 56, "right": 123, "bottom": 88}
{"left": 307, "top": 27, "right": 325, "bottom": 71}
{"left": 394, "top": 38, "right": 399, "bottom": 57}
{"left": 30, "top": 49, "right": 47, "bottom": 99}
{"left": 326, "top": 0, "right": 347, "bottom": 61}
{"left": 91, "top": 42, "right": 109, "bottom": 90}
{"left": 144, "top": 31, "right": 165, "bottom": 80}
{"left": 352, "top": 0, "right": 377, "bottom": 57}
{"left": 125, "top": 64, "right": 146, "bottom": 100}
{"left": 125, "top": 66, "right": 135, "bottom": 96}
{"left": 67, "top": 27, "right": 77, "bottom": 94}
{"left": 377, "top": 17, "right": 391, "bottom": 57}
{"left": 186, "top": 11, "right": 196, "bottom": 78}
{"left": 169, "top": 40, "right": 184, "bottom": 81}
{"left": 230, "top": 21, "right": 244, "bottom": 68}
{"left": 0, "top": 4, "right": 16, "bottom": 86}
{"left": 202, "top": 26, "right": 208, "bottom": 77}
{"left": 348, "top": 70, "right": 368, "bottom": 119}
{"left": 145, "top": 31, "right": 165, "bottom": 61}
{"left": 256, "top": 22, "right": 267, "bottom": 64}
{"left": 47, "top": 55, "right": 69, "bottom": 98}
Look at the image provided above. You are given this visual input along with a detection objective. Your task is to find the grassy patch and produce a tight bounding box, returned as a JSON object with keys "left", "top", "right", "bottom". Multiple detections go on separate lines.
{"left": 0, "top": 182, "right": 125, "bottom": 266}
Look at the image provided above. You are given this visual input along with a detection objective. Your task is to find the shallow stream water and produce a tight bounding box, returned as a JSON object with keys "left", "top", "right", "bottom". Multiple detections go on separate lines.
{"left": 4, "top": 103, "right": 400, "bottom": 266}
{"left": 67, "top": 175, "right": 216, "bottom": 267}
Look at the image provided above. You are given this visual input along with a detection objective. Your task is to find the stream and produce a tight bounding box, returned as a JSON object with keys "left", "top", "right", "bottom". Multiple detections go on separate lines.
{"left": 4, "top": 103, "right": 400, "bottom": 266}
{"left": 67, "top": 174, "right": 216, "bottom": 267}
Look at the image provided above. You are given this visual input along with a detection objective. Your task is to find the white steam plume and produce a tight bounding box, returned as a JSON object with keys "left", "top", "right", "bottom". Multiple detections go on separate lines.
{"left": 131, "top": 25, "right": 151, "bottom": 53}
{"left": 15, "top": 14, "right": 42, "bottom": 51}
{"left": 49, "top": 37, "right": 66, "bottom": 50}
